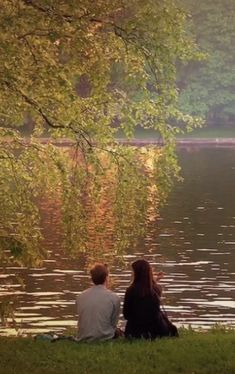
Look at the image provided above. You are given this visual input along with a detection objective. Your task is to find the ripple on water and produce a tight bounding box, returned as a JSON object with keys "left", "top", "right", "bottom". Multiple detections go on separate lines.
{"left": 196, "top": 248, "right": 217, "bottom": 251}
{"left": 29, "top": 273, "right": 66, "bottom": 278}
{"left": 1, "top": 148, "right": 235, "bottom": 334}
{"left": 27, "top": 292, "right": 64, "bottom": 296}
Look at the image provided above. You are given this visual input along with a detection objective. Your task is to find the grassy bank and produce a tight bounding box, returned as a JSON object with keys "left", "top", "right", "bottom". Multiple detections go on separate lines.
{"left": 0, "top": 330, "right": 234, "bottom": 374}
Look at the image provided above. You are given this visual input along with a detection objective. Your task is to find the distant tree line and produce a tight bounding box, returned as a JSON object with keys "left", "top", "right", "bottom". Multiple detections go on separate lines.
{"left": 178, "top": 0, "right": 235, "bottom": 127}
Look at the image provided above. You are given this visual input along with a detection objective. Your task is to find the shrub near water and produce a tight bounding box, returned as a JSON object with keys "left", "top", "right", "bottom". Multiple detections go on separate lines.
{"left": 0, "top": 330, "right": 234, "bottom": 374}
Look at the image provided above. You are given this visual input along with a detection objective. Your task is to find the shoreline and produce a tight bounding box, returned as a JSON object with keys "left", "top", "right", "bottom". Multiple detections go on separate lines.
{"left": 37, "top": 137, "right": 235, "bottom": 147}
{"left": 117, "top": 138, "right": 235, "bottom": 147}
{"left": 2, "top": 136, "right": 235, "bottom": 147}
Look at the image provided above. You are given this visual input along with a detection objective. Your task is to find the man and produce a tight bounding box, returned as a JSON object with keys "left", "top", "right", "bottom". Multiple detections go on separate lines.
{"left": 76, "top": 263, "right": 120, "bottom": 341}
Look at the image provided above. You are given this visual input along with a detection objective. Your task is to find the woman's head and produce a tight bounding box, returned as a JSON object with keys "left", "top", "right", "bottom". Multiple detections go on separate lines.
{"left": 131, "top": 259, "right": 154, "bottom": 296}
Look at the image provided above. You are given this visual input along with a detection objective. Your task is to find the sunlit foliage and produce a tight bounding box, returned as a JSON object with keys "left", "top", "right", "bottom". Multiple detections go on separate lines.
{"left": 0, "top": 0, "right": 200, "bottom": 266}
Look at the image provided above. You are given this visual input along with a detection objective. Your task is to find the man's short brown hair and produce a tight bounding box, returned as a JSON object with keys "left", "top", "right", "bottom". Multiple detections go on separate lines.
{"left": 90, "top": 263, "right": 109, "bottom": 285}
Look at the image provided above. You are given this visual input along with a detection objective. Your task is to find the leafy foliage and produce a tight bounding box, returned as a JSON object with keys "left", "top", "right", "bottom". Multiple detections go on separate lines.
{"left": 178, "top": 0, "right": 235, "bottom": 126}
{"left": 0, "top": 0, "right": 200, "bottom": 266}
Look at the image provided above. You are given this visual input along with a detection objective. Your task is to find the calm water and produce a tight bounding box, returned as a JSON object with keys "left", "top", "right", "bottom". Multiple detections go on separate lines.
{"left": 0, "top": 147, "right": 235, "bottom": 335}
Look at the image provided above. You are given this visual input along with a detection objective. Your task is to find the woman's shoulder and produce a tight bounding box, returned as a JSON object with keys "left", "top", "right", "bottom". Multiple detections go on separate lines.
{"left": 125, "top": 284, "right": 138, "bottom": 296}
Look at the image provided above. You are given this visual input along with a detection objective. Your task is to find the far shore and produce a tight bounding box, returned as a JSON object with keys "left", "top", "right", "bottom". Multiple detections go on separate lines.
{"left": 117, "top": 138, "right": 235, "bottom": 147}
{"left": 2, "top": 135, "right": 235, "bottom": 147}
{"left": 39, "top": 137, "right": 235, "bottom": 147}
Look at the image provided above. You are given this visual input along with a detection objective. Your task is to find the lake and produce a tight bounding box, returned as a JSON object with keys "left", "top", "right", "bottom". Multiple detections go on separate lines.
{"left": 0, "top": 147, "right": 235, "bottom": 335}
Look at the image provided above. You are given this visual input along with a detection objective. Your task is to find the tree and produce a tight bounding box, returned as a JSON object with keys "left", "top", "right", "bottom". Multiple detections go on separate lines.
{"left": 0, "top": 0, "right": 200, "bottom": 267}
{"left": 178, "top": 0, "right": 235, "bottom": 126}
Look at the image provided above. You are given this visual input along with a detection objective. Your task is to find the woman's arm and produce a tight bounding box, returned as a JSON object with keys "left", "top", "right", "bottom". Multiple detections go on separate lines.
{"left": 154, "top": 271, "right": 165, "bottom": 297}
{"left": 152, "top": 281, "right": 163, "bottom": 297}
{"left": 155, "top": 271, "right": 165, "bottom": 281}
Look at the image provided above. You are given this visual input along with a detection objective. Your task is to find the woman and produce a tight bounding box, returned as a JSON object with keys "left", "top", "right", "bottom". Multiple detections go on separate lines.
{"left": 123, "top": 259, "right": 178, "bottom": 339}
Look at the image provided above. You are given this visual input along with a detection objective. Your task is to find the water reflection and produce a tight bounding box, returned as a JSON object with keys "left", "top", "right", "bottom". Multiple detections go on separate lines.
{"left": 0, "top": 147, "right": 235, "bottom": 335}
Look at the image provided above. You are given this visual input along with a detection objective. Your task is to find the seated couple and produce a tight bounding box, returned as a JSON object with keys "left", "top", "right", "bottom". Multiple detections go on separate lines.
{"left": 76, "top": 259, "right": 178, "bottom": 341}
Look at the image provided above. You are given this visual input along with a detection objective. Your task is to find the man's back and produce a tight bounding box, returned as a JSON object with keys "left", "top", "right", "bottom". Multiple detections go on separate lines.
{"left": 76, "top": 284, "right": 120, "bottom": 341}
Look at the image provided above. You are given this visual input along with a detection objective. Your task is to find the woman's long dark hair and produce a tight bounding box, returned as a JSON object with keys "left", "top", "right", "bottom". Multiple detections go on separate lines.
{"left": 131, "top": 259, "right": 159, "bottom": 297}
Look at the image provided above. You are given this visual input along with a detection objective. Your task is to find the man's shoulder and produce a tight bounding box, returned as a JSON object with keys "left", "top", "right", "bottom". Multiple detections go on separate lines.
{"left": 77, "top": 286, "right": 119, "bottom": 297}
{"left": 105, "top": 288, "right": 120, "bottom": 302}
{"left": 76, "top": 286, "right": 119, "bottom": 303}
{"left": 94, "top": 286, "right": 119, "bottom": 302}
{"left": 106, "top": 288, "right": 119, "bottom": 297}
{"left": 76, "top": 287, "right": 92, "bottom": 300}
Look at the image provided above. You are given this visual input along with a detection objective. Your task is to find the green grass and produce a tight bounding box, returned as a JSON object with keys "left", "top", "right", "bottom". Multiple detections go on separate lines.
{"left": 0, "top": 330, "right": 234, "bottom": 374}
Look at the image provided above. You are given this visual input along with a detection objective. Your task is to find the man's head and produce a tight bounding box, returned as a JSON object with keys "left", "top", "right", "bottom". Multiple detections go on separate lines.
{"left": 90, "top": 263, "right": 109, "bottom": 285}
